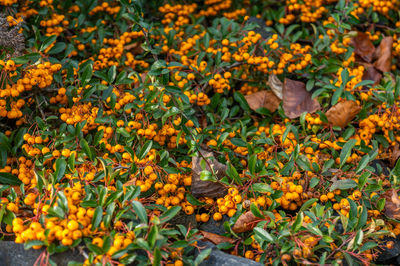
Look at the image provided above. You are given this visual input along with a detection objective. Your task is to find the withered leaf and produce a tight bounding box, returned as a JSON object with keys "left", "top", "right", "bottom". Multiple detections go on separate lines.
{"left": 362, "top": 64, "right": 382, "bottom": 86}
{"left": 390, "top": 143, "right": 400, "bottom": 168}
{"left": 268, "top": 74, "right": 283, "bottom": 99}
{"left": 325, "top": 100, "right": 361, "bottom": 128}
{"left": 282, "top": 78, "right": 320, "bottom": 119}
{"left": 374, "top": 36, "right": 393, "bottom": 73}
{"left": 244, "top": 90, "right": 281, "bottom": 113}
{"left": 232, "top": 211, "right": 259, "bottom": 233}
{"left": 124, "top": 42, "right": 144, "bottom": 54}
{"left": 352, "top": 32, "right": 375, "bottom": 63}
{"left": 200, "top": 230, "right": 235, "bottom": 245}
{"left": 384, "top": 189, "right": 400, "bottom": 220}
{"left": 191, "top": 150, "right": 227, "bottom": 198}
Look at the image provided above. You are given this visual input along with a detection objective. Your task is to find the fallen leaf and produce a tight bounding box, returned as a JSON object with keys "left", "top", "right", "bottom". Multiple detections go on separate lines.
{"left": 384, "top": 189, "right": 400, "bottom": 220}
{"left": 361, "top": 64, "right": 382, "bottom": 86}
{"left": 244, "top": 90, "right": 281, "bottom": 112}
{"left": 268, "top": 74, "right": 283, "bottom": 99}
{"left": 325, "top": 100, "right": 361, "bottom": 128}
{"left": 282, "top": 78, "right": 320, "bottom": 119}
{"left": 123, "top": 177, "right": 137, "bottom": 187}
{"left": 351, "top": 32, "right": 375, "bottom": 63}
{"left": 390, "top": 143, "right": 400, "bottom": 168}
{"left": 232, "top": 211, "right": 259, "bottom": 233}
{"left": 200, "top": 230, "right": 235, "bottom": 245}
{"left": 374, "top": 36, "right": 393, "bottom": 73}
{"left": 191, "top": 150, "right": 227, "bottom": 198}
{"left": 124, "top": 42, "right": 144, "bottom": 54}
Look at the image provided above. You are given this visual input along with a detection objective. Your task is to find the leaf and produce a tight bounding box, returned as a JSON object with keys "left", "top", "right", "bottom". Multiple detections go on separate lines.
{"left": 233, "top": 91, "right": 250, "bottom": 113}
{"left": 191, "top": 150, "right": 227, "bottom": 198}
{"left": 390, "top": 143, "right": 400, "bottom": 168}
{"left": 361, "top": 64, "right": 382, "bottom": 86}
{"left": 80, "top": 139, "right": 93, "bottom": 160}
{"left": 40, "top": 35, "right": 57, "bottom": 52}
{"left": 351, "top": 32, "right": 375, "bottom": 63}
{"left": 253, "top": 227, "right": 274, "bottom": 242}
{"left": 159, "top": 206, "right": 181, "bottom": 223}
{"left": 244, "top": 91, "right": 281, "bottom": 113}
{"left": 138, "top": 140, "right": 153, "bottom": 160}
{"left": 267, "top": 74, "right": 283, "bottom": 99}
{"left": 194, "top": 248, "right": 212, "bottom": 266}
{"left": 91, "top": 206, "right": 103, "bottom": 229}
{"left": 325, "top": 101, "right": 361, "bottom": 128}
{"left": 200, "top": 230, "right": 235, "bottom": 245}
{"left": 251, "top": 183, "right": 273, "bottom": 193}
{"left": 282, "top": 78, "right": 320, "bottom": 119}
{"left": 0, "top": 172, "right": 22, "bottom": 185}
{"left": 232, "top": 211, "right": 259, "bottom": 233}
{"left": 131, "top": 201, "right": 148, "bottom": 224}
{"left": 339, "top": 139, "right": 357, "bottom": 168}
{"left": 373, "top": 36, "right": 393, "bottom": 73}
{"left": 330, "top": 179, "right": 358, "bottom": 191}
{"left": 384, "top": 189, "right": 400, "bottom": 220}
{"left": 55, "top": 158, "right": 67, "bottom": 182}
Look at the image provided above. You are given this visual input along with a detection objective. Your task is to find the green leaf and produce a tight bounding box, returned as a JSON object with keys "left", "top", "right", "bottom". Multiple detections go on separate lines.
{"left": 40, "top": 35, "right": 57, "bottom": 51}
{"left": 159, "top": 206, "right": 181, "bottom": 223}
{"left": 226, "top": 163, "right": 242, "bottom": 185}
{"left": 250, "top": 203, "right": 264, "bottom": 219}
{"left": 81, "top": 63, "right": 93, "bottom": 86}
{"left": 108, "top": 65, "right": 117, "bottom": 83}
{"left": 330, "top": 179, "right": 358, "bottom": 191}
{"left": 24, "top": 240, "right": 44, "bottom": 250}
{"left": 80, "top": 138, "right": 93, "bottom": 160}
{"left": 254, "top": 227, "right": 274, "bottom": 242}
{"left": 339, "top": 139, "right": 357, "bottom": 168}
{"left": 138, "top": 140, "right": 153, "bottom": 160}
{"left": 233, "top": 91, "right": 250, "bottom": 113}
{"left": 148, "top": 225, "right": 158, "bottom": 248}
{"left": 13, "top": 53, "right": 40, "bottom": 64}
{"left": 248, "top": 154, "right": 257, "bottom": 174}
{"left": 309, "top": 177, "right": 319, "bottom": 188}
{"left": 54, "top": 158, "right": 67, "bottom": 182}
{"left": 194, "top": 248, "right": 212, "bottom": 266}
{"left": 299, "top": 198, "right": 318, "bottom": 212}
{"left": 186, "top": 193, "right": 206, "bottom": 206}
{"left": 251, "top": 183, "right": 273, "bottom": 193}
{"left": 131, "top": 201, "right": 148, "bottom": 224}
{"left": 356, "top": 154, "right": 370, "bottom": 174}
{"left": 91, "top": 206, "right": 103, "bottom": 229}
{"left": 292, "top": 212, "right": 303, "bottom": 232}
{"left": 0, "top": 172, "right": 21, "bottom": 185}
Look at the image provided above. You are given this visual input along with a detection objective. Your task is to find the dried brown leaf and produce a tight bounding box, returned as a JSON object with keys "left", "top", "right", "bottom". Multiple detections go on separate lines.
{"left": 384, "top": 189, "right": 400, "bottom": 220}
{"left": 191, "top": 150, "right": 227, "bottom": 198}
{"left": 232, "top": 211, "right": 259, "bottom": 233}
{"left": 268, "top": 74, "right": 283, "bottom": 99}
{"left": 374, "top": 36, "right": 393, "bottom": 73}
{"left": 361, "top": 64, "right": 382, "bottom": 86}
{"left": 282, "top": 78, "right": 320, "bottom": 119}
{"left": 325, "top": 100, "right": 361, "bottom": 128}
{"left": 200, "top": 230, "right": 235, "bottom": 245}
{"left": 390, "top": 143, "right": 400, "bottom": 168}
{"left": 124, "top": 42, "right": 144, "bottom": 54}
{"left": 352, "top": 32, "right": 375, "bottom": 63}
{"left": 244, "top": 90, "right": 281, "bottom": 112}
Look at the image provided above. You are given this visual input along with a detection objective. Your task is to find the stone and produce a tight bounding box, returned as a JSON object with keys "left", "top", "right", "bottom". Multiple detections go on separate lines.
{"left": 199, "top": 215, "right": 229, "bottom": 235}
{"left": 0, "top": 241, "right": 85, "bottom": 266}
{"left": 245, "top": 17, "right": 272, "bottom": 39}
{"left": 196, "top": 241, "right": 262, "bottom": 266}
{"left": 169, "top": 213, "right": 197, "bottom": 229}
